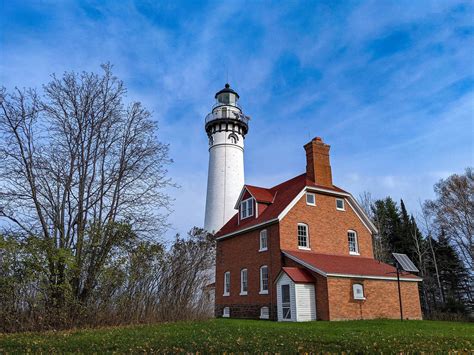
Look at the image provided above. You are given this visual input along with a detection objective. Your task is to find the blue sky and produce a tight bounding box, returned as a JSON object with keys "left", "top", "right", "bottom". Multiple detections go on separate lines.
{"left": 1, "top": 0, "right": 473, "bottom": 240}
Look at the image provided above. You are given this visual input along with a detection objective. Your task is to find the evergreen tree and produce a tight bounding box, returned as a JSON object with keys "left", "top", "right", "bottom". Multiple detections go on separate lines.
{"left": 371, "top": 198, "right": 399, "bottom": 262}
{"left": 434, "top": 231, "right": 468, "bottom": 312}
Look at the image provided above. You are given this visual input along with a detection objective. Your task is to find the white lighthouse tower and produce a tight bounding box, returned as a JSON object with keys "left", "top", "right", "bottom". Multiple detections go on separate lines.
{"left": 204, "top": 84, "right": 250, "bottom": 233}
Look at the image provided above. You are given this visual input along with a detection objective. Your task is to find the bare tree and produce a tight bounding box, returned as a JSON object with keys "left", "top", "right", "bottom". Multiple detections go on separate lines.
{"left": 424, "top": 168, "right": 474, "bottom": 272}
{"left": 417, "top": 202, "right": 444, "bottom": 305}
{"left": 0, "top": 64, "right": 173, "bottom": 310}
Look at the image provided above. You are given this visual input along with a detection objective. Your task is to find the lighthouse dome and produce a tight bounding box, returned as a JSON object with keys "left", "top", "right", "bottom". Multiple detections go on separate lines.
{"left": 214, "top": 83, "right": 239, "bottom": 107}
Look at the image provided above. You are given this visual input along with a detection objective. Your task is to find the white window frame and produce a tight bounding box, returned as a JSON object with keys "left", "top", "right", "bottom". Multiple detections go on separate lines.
{"left": 353, "top": 283, "right": 365, "bottom": 300}
{"left": 297, "top": 223, "right": 310, "bottom": 250}
{"left": 259, "top": 229, "right": 268, "bottom": 252}
{"left": 223, "top": 271, "right": 230, "bottom": 296}
{"left": 348, "top": 230, "right": 359, "bottom": 255}
{"left": 260, "top": 306, "right": 269, "bottom": 319}
{"left": 259, "top": 265, "right": 269, "bottom": 294}
{"left": 336, "top": 198, "right": 345, "bottom": 211}
{"left": 223, "top": 307, "right": 230, "bottom": 317}
{"left": 240, "top": 268, "right": 248, "bottom": 295}
{"left": 306, "top": 192, "right": 316, "bottom": 206}
{"left": 240, "top": 198, "right": 254, "bottom": 219}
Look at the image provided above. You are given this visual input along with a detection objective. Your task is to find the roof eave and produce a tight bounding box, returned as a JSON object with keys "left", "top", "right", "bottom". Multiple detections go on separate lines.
{"left": 215, "top": 218, "right": 279, "bottom": 240}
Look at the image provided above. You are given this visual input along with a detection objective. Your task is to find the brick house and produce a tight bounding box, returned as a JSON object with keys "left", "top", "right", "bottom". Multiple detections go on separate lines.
{"left": 213, "top": 137, "right": 422, "bottom": 321}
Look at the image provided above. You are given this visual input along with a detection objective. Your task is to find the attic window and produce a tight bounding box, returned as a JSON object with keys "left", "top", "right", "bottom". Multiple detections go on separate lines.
{"left": 306, "top": 193, "right": 316, "bottom": 206}
{"left": 240, "top": 198, "right": 254, "bottom": 219}
{"left": 336, "top": 198, "right": 345, "bottom": 211}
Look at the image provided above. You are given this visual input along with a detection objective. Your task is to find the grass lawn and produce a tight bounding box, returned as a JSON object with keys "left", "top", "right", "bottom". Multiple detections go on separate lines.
{"left": 1, "top": 318, "right": 472, "bottom": 353}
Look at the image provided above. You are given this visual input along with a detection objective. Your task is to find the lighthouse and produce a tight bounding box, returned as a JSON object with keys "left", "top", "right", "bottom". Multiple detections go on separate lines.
{"left": 204, "top": 84, "right": 250, "bottom": 233}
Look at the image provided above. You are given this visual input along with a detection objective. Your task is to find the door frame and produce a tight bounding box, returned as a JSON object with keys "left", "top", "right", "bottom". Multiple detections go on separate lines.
{"left": 280, "top": 283, "right": 293, "bottom": 321}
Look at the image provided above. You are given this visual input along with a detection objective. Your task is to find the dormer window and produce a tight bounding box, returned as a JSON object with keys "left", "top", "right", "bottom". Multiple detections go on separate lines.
{"left": 240, "top": 198, "right": 254, "bottom": 219}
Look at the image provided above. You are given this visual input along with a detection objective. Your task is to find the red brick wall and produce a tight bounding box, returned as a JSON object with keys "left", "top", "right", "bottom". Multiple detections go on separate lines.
{"left": 304, "top": 137, "right": 333, "bottom": 187}
{"left": 215, "top": 223, "right": 281, "bottom": 318}
{"left": 327, "top": 277, "right": 422, "bottom": 320}
{"left": 280, "top": 192, "right": 374, "bottom": 258}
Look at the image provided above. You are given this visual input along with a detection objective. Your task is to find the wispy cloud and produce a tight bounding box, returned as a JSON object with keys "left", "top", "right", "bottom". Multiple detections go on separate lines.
{"left": 1, "top": 0, "right": 472, "bottom": 238}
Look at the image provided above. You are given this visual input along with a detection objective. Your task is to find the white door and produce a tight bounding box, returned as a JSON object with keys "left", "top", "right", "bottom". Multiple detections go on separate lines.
{"left": 281, "top": 284, "right": 292, "bottom": 320}
{"left": 295, "top": 283, "right": 316, "bottom": 321}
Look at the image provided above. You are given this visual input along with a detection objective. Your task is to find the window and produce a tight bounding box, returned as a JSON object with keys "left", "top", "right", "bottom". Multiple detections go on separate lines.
{"left": 209, "top": 136, "right": 214, "bottom": 146}
{"left": 223, "top": 307, "right": 230, "bottom": 317}
{"left": 348, "top": 230, "right": 359, "bottom": 255}
{"left": 336, "top": 198, "right": 345, "bottom": 211}
{"left": 259, "top": 229, "right": 268, "bottom": 251}
{"left": 221, "top": 107, "right": 228, "bottom": 118}
{"left": 228, "top": 133, "right": 238, "bottom": 144}
{"left": 240, "top": 198, "right": 254, "bottom": 219}
{"left": 223, "top": 271, "right": 230, "bottom": 296}
{"left": 306, "top": 192, "right": 316, "bottom": 206}
{"left": 297, "top": 223, "right": 310, "bottom": 249}
{"left": 260, "top": 265, "right": 269, "bottom": 294}
{"left": 281, "top": 284, "right": 291, "bottom": 320}
{"left": 240, "top": 269, "right": 248, "bottom": 295}
{"left": 260, "top": 306, "right": 269, "bottom": 319}
{"left": 353, "top": 283, "right": 365, "bottom": 300}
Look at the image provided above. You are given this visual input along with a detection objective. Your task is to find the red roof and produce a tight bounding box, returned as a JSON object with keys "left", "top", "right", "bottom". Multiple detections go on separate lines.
{"left": 283, "top": 249, "right": 420, "bottom": 280}
{"left": 281, "top": 267, "right": 315, "bottom": 283}
{"left": 215, "top": 173, "right": 348, "bottom": 238}
{"left": 245, "top": 185, "right": 275, "bottom": 203}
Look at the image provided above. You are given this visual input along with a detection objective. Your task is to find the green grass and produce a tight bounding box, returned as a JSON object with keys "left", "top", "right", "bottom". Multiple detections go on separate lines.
{"left": 1, "top": 319, "right": 473, "bottom": 353}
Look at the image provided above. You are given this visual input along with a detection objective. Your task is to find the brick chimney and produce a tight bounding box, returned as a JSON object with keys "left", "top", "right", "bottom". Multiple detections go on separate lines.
{"left": 304, "top": 137, "right": 333, "bottom": 187}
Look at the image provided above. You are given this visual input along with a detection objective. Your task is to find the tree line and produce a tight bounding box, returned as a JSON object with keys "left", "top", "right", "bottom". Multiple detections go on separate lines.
{"left": 360, "top": 168, "right": 473, "bottom": 319}
{"left": 0, "top": 66, "right": 215, "bottom": 332}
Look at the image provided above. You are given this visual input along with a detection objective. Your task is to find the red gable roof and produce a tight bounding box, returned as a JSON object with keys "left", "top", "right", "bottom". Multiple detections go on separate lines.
{"left": 281, "top": 267, "right": 315, "bottom": 283}
{"left": 283, "top": 249, "right": 421, "bottom": 280}
{"left": 245, "top": 185, "right": 275, "bottom": 204}
{"left": 215, "top": 173, "right": 348, "bottom": 238}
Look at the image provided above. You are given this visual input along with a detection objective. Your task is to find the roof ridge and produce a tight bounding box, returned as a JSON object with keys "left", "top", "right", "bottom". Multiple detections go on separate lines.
{"left": 270, "top": 172, "right": 306, "bottom": 191}
{"left": 245, "top": 184, "right": 271, "bottom": 191}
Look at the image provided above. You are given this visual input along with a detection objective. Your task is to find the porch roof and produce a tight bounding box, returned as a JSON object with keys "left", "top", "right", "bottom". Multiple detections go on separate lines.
{"left": 281, "top": 267, "right": 316, "bottom": 283}
{"left": 283, "top": 249, "right": 422, "bottom": 281}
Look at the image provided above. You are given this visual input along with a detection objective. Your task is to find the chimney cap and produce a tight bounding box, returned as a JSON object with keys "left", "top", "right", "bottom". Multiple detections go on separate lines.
{"left": 304, "top": 136, "right": 328, "bottom": 148}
